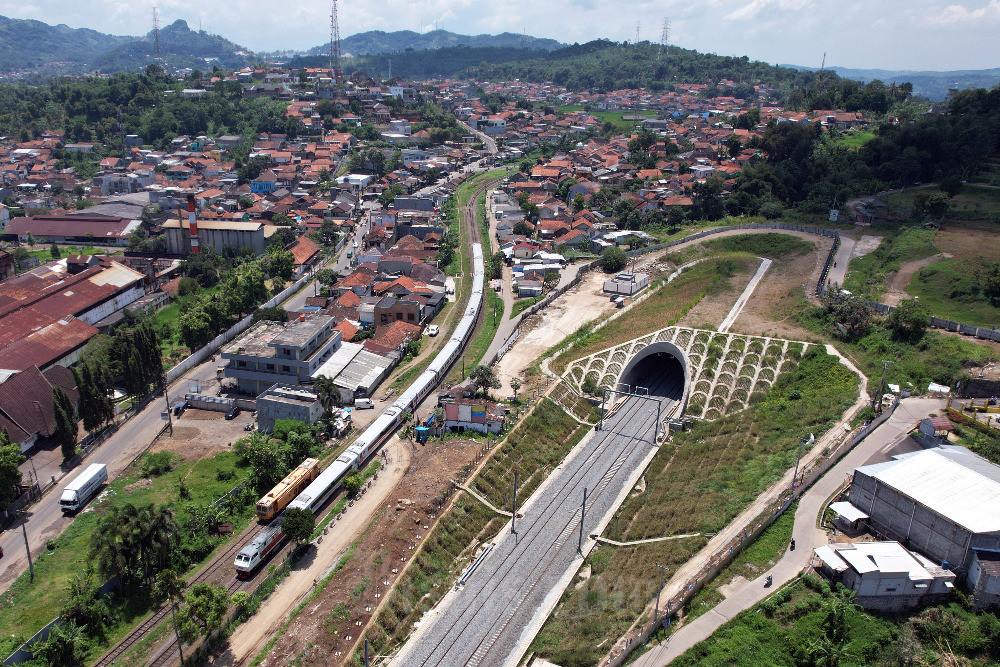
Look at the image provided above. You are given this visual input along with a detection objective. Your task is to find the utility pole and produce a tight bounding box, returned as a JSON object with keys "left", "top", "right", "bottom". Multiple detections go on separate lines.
{"left": 511, "top": 469, "right": 518, "bottom": 534}
{"left": 654, "top": 563, "right": 668, "bottom": 626}
{"left": 20, "top": 509, "right": 33, "bottom": 582}
{"left": 162, "top": 373, "right": 173, "bottom": 436}
{"left": 791, "top": 433, "right": 814, "bottom": 494}
{"left": 578, "top": 487, "right": 587, "bottom": 554}
{"left": 873, "top": 360, "right": 894, "bottom": 413}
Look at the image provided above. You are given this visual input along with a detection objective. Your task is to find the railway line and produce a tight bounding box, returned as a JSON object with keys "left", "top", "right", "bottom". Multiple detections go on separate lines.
{"left": 93, "top": 521, "right": 261, "bottom": 667}
{"left": 98, "top": 173, "right": 497, "bottom": 667}
{"left": 397, "top": 374, "right": 682, "bottom": 666}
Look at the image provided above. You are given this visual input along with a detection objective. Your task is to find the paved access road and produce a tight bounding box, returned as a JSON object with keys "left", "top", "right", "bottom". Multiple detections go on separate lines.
{"left": 395, "top": 373, "right": 681, "bottom": 667}
{"left": 634, "top": 396, "right": 943, "bottom": 666}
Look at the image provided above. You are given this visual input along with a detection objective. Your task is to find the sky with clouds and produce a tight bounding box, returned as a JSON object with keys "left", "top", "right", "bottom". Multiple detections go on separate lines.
{"left": 0, "top": 0, "right": 997, "bottom": 71}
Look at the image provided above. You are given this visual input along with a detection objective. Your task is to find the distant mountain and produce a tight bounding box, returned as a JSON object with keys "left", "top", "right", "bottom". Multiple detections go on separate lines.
{"left": 0, "top": 15, "right": 131, "bottom": 74}
{"left": 0, "top": 16, "right": 253, "bottom": 77}
{"left": 781, "top": 63, "right": 1000, "bottom": 101}
{"left": 304, "top": 29, "right": 563, "bottom": 57}
{"left": 92, "top": 20, "right": 254, "bottom": 74}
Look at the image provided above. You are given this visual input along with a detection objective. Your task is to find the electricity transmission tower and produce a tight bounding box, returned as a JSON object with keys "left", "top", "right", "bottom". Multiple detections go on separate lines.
{"left": 659, "top": 18, "right": 671, "bottom": 56}
{"left": 152, "top": 7, "right": 162, "bottom": 62}
{"left": 330, "top": 0, "right": 344, "bottom": 85}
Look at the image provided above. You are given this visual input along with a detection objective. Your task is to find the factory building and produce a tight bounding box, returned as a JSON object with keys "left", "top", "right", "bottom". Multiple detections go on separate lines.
{"left": 841, "top": 446, "right": 1000, "bottom": 607}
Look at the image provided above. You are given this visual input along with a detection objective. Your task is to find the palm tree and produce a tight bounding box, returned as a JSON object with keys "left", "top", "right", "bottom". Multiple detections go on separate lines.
{"left": 313, "top": 375, "right": 339, "bottom": 415}
{"left": 153, "top": 568, "right": 187, "bottom": 664}
{"left": 139, "top": 505, "right": 180, "bottom": 585}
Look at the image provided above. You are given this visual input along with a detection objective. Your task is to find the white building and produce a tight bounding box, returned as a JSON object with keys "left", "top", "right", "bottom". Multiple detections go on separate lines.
{"left": 814, "top": 541, "right": 955, "bottom": 611}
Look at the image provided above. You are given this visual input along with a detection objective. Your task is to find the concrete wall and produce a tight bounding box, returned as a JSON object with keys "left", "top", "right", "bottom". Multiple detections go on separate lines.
{"left": 848, "top": 473, "right": 972, "bottom": 571}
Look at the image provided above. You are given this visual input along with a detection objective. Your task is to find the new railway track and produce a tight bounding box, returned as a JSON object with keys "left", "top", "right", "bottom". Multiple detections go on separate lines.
{"left": 401, "top": 376, "right": 680, "bottom": 666}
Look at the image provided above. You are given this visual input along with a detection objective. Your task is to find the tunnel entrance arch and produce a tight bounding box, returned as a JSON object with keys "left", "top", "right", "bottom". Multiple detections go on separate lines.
{"left": 617, "top": 341, "right": 689, "bottom": 414}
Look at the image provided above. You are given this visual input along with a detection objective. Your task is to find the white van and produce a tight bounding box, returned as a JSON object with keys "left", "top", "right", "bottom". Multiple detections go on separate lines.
{"left": 355, "top": 398, "right": 375, "bottom": 409}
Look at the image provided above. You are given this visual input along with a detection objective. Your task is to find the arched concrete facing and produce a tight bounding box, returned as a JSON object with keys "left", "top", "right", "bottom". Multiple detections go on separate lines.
{"left": 616, "top": 340, "right": 690, "bottom": 414}
{"left": 564, "top": 326, "right": 811, "bottom": 422}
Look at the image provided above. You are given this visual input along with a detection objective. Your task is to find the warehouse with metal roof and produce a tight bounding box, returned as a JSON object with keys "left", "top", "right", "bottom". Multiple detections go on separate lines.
{"left": 845, "top": 446, "right": 1000, "bottom": 575}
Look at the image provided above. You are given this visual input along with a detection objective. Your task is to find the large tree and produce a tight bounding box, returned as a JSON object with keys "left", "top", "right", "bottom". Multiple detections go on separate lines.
{"left": 281, "top": 507, "right": 316, "bottom": 547}
{"left": 887, "top": 298, "right": 928, "bottom": 342}
{"left": 177, "top": 583, "right": 230, "bottom": 644}
{"left": 0, "top": 430, "right": 25, "bottom": 510}
{"left": 90, "top": 503, "right": 180, "bottom": 586}
{"left": 52, "top": 387, "right": 77, "bottom": 462}
{"left": 470, "top": 365, "right": 501, "bottom": 398}
{"left": 601, "top": 246, "right": 628, "bottom": 273}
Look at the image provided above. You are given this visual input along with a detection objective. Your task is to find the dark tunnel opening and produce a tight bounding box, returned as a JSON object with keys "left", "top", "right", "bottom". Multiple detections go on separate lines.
{"left": 619, "top": 350, "right": 685, "bottom": 402}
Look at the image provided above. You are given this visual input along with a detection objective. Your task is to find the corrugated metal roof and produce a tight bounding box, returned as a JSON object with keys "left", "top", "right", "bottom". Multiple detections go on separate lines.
{"left": 856, "top": 449, "right": 1000, "bottom": 534}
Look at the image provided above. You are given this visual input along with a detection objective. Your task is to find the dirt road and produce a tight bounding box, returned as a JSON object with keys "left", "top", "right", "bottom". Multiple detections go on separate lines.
{"left": 217, "top": 437, "right": 413, "bottom": 665}
{"left": 884, "top": 252, "right": 951, "bottom": 306}
{"left": 494, "top": 272, "right": 617, "bottom": 397}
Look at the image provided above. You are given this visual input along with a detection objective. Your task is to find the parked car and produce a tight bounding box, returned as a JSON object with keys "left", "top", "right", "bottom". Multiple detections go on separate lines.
{"left": 225, "top": 406, "right": 241, "bottom": 420}
{"left": 427, "top": 325, "right": 440, "bottom": 337}
{"left": 355, "top": 398, "right": 375, "bottom": 409}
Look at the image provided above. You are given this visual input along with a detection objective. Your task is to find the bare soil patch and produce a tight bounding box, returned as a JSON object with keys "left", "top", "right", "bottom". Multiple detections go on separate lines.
{"left": 936, "top": 225, "right": 1000, "bottom": 263}
{"left": 212, "top": 434, "right": 482, "bottom": 666}
{"left": 732, "top": 248, "right": 828, "bottom": 340}
{"left": 676, "top": 264, "right": 758, "bottom": 331}
{"left": 852, "top": 235, "right": 883, "bottom": 258}
{"left": 496, "top": 271, "right": 617, "bottom": 396}
{"left": 148, "top": 409, "right": 252, "bottom": 461}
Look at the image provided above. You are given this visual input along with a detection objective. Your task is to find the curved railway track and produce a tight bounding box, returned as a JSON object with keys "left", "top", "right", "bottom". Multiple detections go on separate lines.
{"left": 97, "top": 171, "right": 503, "bottom": 667}
{"left": 402, "top": 376, "right": 681, "bottom": 666}
{"left": 93, "top": 523, "right": 265, "bottom": 667}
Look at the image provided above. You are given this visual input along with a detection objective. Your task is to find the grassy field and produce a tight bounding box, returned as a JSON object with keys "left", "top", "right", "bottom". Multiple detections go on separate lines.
{"left": 530, "top": 537, "right": 708, "bottom": 666}
{"left": 471, "top": 398, "right": 591, "bottom": 510}
{"left": 703, "top": 233, "right": 815, "bottom": 258}
{"left": 908, "top": 257, "right": 1000, "bottom": 327}
{"left": 798, "top": 303, "right": 998, "bottom": 392}
{"left": 558, "top": 105, "right": 659, "bottom": 132}
{"left": 834, "top": 130, "right": 877, "bottom": 149}
{"left": 531, "top": 349, "right": 858, "bottom": 665}
{"left": 841, "top": 226, "right": 938, "bottom": 298}
{"left": 672, "top": 575, "right": 1000, "bottom": 666}
{"left": 550, "top": 256, "right": 756, "bottom": 375}
{"left": 0, "top": 449, "right": 252, "bottom": 661}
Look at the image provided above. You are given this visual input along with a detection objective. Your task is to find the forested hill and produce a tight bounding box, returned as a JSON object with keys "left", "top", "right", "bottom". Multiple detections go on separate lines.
{"left": 304, "top": 29, "right": 563, "bottom": 57}
{"left": 290, "top": 45, "right": 553, "bottom": 80}
{"left": 782, "top": 64, "right": 1000, "bottom": 101}
{"left": 0, "top": 16, "right": 253, "bottom": 77}
{"left": 463, "top": 40, "right": 821, "bottom": 94}
{"left": 92, "top": 20, "right": 254, "bottom": 74}
{"left": 0, "top": 15, "right": 130, "bottom": 75}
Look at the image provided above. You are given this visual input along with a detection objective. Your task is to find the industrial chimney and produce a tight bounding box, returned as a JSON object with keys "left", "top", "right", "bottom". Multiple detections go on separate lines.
{"left": 187, "top": 193, "right": 200, "bottom": 253}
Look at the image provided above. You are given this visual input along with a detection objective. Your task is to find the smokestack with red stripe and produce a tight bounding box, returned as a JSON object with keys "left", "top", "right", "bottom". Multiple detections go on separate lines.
{"left": 187, "top": 193, "right": 200, "bottom": 253}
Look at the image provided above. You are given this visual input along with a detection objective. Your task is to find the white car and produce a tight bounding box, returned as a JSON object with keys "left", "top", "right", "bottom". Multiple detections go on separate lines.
{"left": 427, "top": 325, "right": 440, "bottom": 337}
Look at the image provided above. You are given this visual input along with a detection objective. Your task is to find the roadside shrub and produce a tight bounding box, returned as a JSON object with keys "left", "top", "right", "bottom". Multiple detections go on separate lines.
{"left": 141, "top": 451, "right": 177, "bottom": 478}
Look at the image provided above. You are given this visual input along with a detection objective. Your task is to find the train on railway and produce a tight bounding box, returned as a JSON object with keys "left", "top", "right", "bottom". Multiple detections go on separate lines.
{"left": 236, "top": 242, "right": 485, "bottom": 573}
{"left": 235, "top": 521, "right": 286, "bottom": 576}
{"left": 256, "top": 458, "right": 320, "bottom": 521}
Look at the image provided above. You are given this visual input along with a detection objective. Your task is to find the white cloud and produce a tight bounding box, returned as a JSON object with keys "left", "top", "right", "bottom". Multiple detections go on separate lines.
{"left": 724, "top": 0, "right": 813, "bottom": 21}
{"left": 930, "top": 0, "right": 1000, "bottom": 24}
{"left": 0, "top": 0, "right": 994, "bottom": 70}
